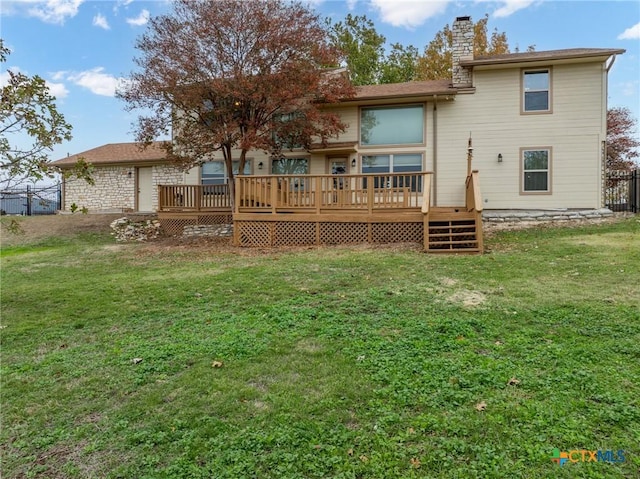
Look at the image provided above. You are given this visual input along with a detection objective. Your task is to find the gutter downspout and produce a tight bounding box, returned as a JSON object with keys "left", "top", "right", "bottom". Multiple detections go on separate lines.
{"left": 433, "top": 95, "right": 438, "bottom": 207}
{"left": 602, "top": 54, "right": 617, "bottom": 207}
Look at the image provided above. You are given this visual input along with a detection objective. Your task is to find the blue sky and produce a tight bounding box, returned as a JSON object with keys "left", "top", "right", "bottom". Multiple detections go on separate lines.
{"left": 1, "top": 0, "right": 639, "bottom": 169}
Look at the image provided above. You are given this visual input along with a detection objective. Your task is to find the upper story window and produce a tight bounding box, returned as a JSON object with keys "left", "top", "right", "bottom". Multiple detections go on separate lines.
{"left": 521, "top": 148, "right": 551, "bottom": 194}
{"left": 202, "top": 160, "right": 251, "bottom": 185}
{"left": 522, "top": 69, "right": 551, "bottom": 113}
{"left": 272, "top": 112, "right": 304, "bottom": 150}
{"left": 360, "top": 105, "right": 424, "bottom": 146}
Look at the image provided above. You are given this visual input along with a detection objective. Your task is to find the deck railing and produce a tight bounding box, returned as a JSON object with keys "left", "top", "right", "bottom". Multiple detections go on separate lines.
{"left": 158, "top": 184, "right": 231, "bottom": 211}
{"left": 158, "top": 173, "right": 433, "bottom": 214}
{"left": 465, "top": 170, "right": 483, "bottom": 213}
{"left": 235, "top": 172, "right": 432, "bottom": 214}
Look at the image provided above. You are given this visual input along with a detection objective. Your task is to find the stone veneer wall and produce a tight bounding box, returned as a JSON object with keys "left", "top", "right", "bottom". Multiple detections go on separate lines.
{"left": 451, "top": 16, "right": 474, "bottom": 87}
{"left": 150, "top": 165, "right": 184, "bottom": 211}
{"left": 63, "top": 164, "right": 185, "bottom": 213}
{"left": 483, "top": 208, "right": 615, "bottom": 223}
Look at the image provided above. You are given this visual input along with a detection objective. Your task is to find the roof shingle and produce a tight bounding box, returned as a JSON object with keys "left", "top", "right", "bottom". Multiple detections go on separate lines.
{"left": 53, "top": 141, "right": 169, "bottom": 167}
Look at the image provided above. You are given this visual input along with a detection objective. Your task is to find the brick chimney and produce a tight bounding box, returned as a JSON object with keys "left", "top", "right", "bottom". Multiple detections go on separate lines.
{"left": 452, "top": 16, "right": 473, "bottom": 87}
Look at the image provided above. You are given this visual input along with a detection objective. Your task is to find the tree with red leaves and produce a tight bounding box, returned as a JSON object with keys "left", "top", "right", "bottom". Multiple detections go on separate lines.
{"left": 118, "top": 0, "right": 354, "bottom": 205}
{"left": 607, "top": 107, "right": 639, "bottom": 171}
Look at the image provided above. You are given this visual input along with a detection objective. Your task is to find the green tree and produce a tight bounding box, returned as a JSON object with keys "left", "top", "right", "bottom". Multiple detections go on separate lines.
{"left": 416, "top": 15, "right": 512, "bottom": 81}
{"left": 328, "top": 14, "right": 386, "bottom": 86}
{"left": 380, "top": 43, "right": 420, "bottom": 84}
{"left": 0, "top": 39, "right": 79, "bottom": 189}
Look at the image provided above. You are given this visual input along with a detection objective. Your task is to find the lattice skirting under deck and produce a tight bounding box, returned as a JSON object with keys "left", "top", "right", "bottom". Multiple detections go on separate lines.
{"left": 159, "top": 213, "right": 233, "bottom": 236}
{"left": 235, "top": 220, "right": 423, "bottom": 247}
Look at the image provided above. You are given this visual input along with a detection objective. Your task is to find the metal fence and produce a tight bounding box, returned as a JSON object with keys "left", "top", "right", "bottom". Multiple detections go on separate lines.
{"left": 605, "top": 169, "right": 639, "bottom": 213}
{"left": 0, "top": 184, "right": 61, "bottom": 216}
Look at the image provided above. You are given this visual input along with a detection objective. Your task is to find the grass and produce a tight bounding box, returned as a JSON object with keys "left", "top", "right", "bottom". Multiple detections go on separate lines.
{"left": 1, "top": 218, "right": 639, "bottom": 478}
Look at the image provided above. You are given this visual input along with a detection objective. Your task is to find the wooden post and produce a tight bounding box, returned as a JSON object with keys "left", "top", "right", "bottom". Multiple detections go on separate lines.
{"left": 271, "top": 177, "right": 277, "bottom": 214}
{"left": 467, "top": 136, "right": 473, "bottom": 178}
{"left": 195, "top": 184, "right": 202, "bottom": 212}
{"left": 315, "top": 177, "right": 321, "bottom": 214}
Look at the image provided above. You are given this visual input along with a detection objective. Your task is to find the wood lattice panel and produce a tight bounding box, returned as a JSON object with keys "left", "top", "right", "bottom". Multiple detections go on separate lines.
{"left": 273, "top": 222, "right": 316, "bottom": 246}
{"left": 319, "top": 222, "right": 368, "bottom": 244}
{"left": 160, "top": 218, "right": 196, "bottom": 236}
{"left": 200, "top": 214, "right": 233, "bottom": 225}
{"left": 237, "top": 221, "right": 272, "bottom": 247}
{"left": 371, "top": 222, "right": 423, "bottom": 243}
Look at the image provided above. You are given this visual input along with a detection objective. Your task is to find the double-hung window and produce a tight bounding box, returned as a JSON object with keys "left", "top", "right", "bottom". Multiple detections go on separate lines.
{"left": 361, "top": 153, "right": 423, "bottom": 191}
{"left": 202, "top": 160, "right": 251, "bottom": 185}
{"left": 521, "top": 148, "right": 551, "bottom": 194}
{"left": 522, "top": 69, "right": 551, "bottom": 113}
{"left": 271, "top": 157, "right": 309, "bottom": 191}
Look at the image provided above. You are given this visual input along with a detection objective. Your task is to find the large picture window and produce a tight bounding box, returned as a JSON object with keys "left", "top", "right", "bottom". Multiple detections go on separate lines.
{"left": 521, "top": 148, "right": 551, "bottom": 193}
{"left": 202, "top": 160, "right": 251, "bottom": 185}
{"left": 523, "top": 69, "right": 551, "bottom": 113}
{"left": 360, "top": 105, "right": 424, "bottom": 146}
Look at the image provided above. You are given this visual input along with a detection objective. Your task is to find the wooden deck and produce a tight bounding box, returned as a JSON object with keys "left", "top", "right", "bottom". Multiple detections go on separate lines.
{"left": 157, "top": 171, "right": 483, "bottom": 253}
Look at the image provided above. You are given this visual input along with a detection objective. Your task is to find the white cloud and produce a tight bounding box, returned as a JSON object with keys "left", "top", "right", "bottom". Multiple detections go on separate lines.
{"left": 92, "top": 12, "right": 110, "bottom": 30}
{"left": 0, "top": 69, "right": 17, "bottom": 87}
{"left": 67, "top": 67, "right": 123, "bottom": 97}
{"left": 46, "top": 80, "right": 69, "bottom": 99}
{"left": 492, "top": 0, "right": 536, "bottom": 18}
{"left": 369, "top": 0, "right": 450, "bottom": 29}
{"left": 26, "top": 0, "right": 85, "bottom": 25}
{"left": 347, "top": 0, "right": 358, "bottom": 10}
{"left": 112, "top": 0, "right": 134, "bottom": 15}
{"left": 618, "top": 22, "right": 640, "bottom": 40}
{"left": 126, "top": 9, "right": 150, "bottom": 26}
{"left": 0, "top": 67, "right": 69, "bottom": 99}
{"left": 50, "top": 70, "right": 68, "bottom": 81}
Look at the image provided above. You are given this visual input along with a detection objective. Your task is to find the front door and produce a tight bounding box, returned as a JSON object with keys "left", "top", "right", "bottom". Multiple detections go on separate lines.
{"left": 137, "top": 167, "right": 153, "bottom": 212}
{"left": 328, "top": 158, "right": 348, "bottom": 175}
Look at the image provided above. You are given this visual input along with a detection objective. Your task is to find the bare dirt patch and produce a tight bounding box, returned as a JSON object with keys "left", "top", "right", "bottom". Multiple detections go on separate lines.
{"left": 447, "top": 289, "right": 487, "bottom": 308}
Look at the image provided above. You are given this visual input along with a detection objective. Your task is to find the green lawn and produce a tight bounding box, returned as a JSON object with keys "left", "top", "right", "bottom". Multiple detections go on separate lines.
{"left": 1, "top": 219, "right": 639, "bottom": 478}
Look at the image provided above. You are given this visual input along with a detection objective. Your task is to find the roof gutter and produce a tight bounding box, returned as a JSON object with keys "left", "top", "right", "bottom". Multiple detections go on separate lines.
{"left": 432, "top": 95, "right": 438, "bottom": 206}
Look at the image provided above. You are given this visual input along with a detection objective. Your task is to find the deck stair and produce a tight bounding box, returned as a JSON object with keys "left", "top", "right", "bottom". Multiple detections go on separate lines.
{"left": 426, "top": 207, "right": 481, "bottom": 253}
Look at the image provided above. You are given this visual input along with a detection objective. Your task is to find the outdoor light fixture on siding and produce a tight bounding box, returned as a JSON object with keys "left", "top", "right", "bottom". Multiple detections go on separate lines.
{"left": 258, "top": 162, "right": 263, "bottom": 170}
{"left": 128, "top": 170, "right": 132, "bottom": 178}
{"left": 351, "top": 158, "right": 356, "bottom": 168}
{"left": 498, "top": 153, "right": 503, "bottom": 163}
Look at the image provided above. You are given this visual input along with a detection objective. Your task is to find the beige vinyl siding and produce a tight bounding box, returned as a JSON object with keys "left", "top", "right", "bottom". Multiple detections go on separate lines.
{"left": 334, "top": 107, "right": 359, "bottom": 143}
{"left": 435, "top": 61, "right": 605, "bottom": 208}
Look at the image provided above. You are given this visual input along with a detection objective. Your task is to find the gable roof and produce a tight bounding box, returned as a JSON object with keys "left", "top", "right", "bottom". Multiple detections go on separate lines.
{"left": 53, "top": 141, "right": 169, "bottom": 168}
{"left": 461, "top": 48, "right": 625, "bottom": 67}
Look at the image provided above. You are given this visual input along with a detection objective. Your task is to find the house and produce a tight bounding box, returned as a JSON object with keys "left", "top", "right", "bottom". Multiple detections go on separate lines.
{"left": 54, "top": 141, "right": 189, "bottom": 213}
{"left": 54, "top": 17, "right": 624, "bottom": 251}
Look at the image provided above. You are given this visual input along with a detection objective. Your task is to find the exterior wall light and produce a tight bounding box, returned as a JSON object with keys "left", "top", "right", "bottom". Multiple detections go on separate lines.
{"left": 258, "top": 162, "right": 263, "bottom": 170}
{"left": 498, "top": 153, "right": 503, "bottom": 162}
{"left": 351, "top": 158, "right": 356, "bottom": 168}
